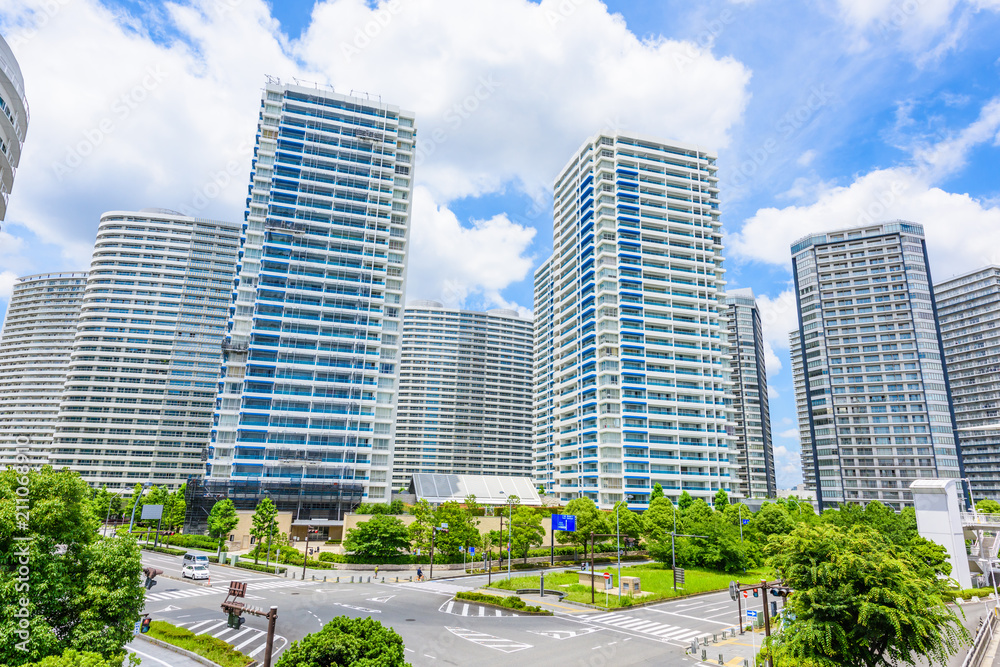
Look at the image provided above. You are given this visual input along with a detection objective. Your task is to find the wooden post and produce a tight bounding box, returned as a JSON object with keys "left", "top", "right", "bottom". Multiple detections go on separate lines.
{"left": 761, "top": 579, "right": 772, "bottom": 667}
{"left": 263, "top": 606, "right": 277, "bottom": 667}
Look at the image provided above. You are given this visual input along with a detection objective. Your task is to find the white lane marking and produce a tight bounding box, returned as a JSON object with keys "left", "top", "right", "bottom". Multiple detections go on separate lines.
{"left": 462, "top": 604, "right": 469, "bottom": 616}
{"left": 445, "top": 601, "right": 455, "bottom": 614}
{"left": 227, "top": 627, "right": 254, "bottom": 644}
{"left": 187, "top": 620, "right": 216, "bottom": 631}
{"left": 446, "top": 627, "right": 533, "bottom": 653}
{"left": 528, "top": 628, "right": 601, "bottom": 640}
{"left": 128, "top": 646, "right": 174, "bottom": 667}
{"left": 195, "top": 620, "right": 227, "bottom": 635}
{"left": 234, "top": 631, "right": 263, "bottom": 650}
{"left": 479, "top": 606, "right": 485, "bottom": 617}
{"left": 334, "top": 602, "right": 381, "bottom": 614}
{"left": 368, "top": 595, "right": 396, "bottom": 603}
{"left": 213, "top": 628, "right": 234, "bottom": 639}
{"left": 647, "top": 608, "right": 733, "bottom": 626}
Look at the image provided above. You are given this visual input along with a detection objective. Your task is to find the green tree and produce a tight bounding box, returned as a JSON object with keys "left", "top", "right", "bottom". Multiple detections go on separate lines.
{"left": 677, "top": 490, "right": 694, "bottom": 511}
{"left": 207, "top": 498, "right": 239, "bottom": 558}
{"left": 762, "top": 524, "right": 967, "bottom": 667}
{"left": 510, "top": 505, "right": 545, "bottom": 562}
{"left": 5, "top": 648, "right": 139, "bottom": 667}
{"left": 343, "top": 515, "right": 411, "bottom": 559}
{"left": 250, "top": 497, "right": 278, "bottom": 565}
{"left": 610, "top": 501, "right": 643, "bottom": 549}
{"left": 752, "top": 502, "right": 794, "bottom": 537}
{"left": 976, "top": 498, "right": 1000, "bottom": 514}
{"left": 162, "top": 484, "right": 186, "bottom": 532}
{"left": 557, "top": 497, "right": 608, "bottom": 559}
{"left": 275, "top": 616, "right": 411, "bottom": 667}
{"left": 642, "top": 496, "right": 676, "bottom": 540}
{"left": 650, "top": 483, "right": 664, "bottom": 501}
{"left": 407, "top": 499, "right": 435, "bottom": 555}
{"left": 713, "top": 488, "right": 729, "bottom": 508}
{"left": 463, "top": 494, "right": 481, "bottom": 515}
{"left": 0, "top": 466, "right": 144, "bottom": 665}
{"left": 430, "top": 501, "right": 480, "bottom": 557}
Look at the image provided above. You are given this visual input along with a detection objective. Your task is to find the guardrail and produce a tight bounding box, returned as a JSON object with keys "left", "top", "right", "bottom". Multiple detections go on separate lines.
{"left": 962, "top": 513, "right": 1000, "bottom": 526}
{"left": 962, "top": 608, "right": 999, "bottom": 667}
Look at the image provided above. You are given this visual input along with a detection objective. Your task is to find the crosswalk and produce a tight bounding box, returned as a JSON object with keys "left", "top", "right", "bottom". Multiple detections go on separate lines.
{"left": 439, "top": 599, "right": 520, "bottom": 617}
{"left": 145, "top": 579, "right": 312, "bottom": 603}
{"left": 580, "top": 612, "right": 708, "bottom": 644}
{"left": 394, "top": 580, "right": 470, "bottom": 597}
{"left": 175, "top": 619, "right": 288, "bottom": 659}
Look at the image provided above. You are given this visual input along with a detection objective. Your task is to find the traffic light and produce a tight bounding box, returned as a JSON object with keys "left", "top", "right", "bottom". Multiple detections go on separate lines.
{"left": 752, "top": 588, "right": 759, "bottom": 598}
{"left": 227, "top": 613, "right": 245, "bottom": 629}
{"left": 140, "top": 617, "right": 151, "bottom": 634}
{"left": 770, "top": 586, "right": 793, "bottom": 598}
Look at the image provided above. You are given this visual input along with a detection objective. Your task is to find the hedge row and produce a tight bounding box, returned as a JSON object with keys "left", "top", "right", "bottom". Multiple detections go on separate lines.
{"left": 233, "top": 561, "right": 287, "bottom": 575}
{"left": 454, "top": 591, "right": 549, "bottom": 614}
{"left": 142, "top": 545, "right": 186, "bottom": 556}
{"left": 944, "top": 588, "right": 996, "bottom": 601}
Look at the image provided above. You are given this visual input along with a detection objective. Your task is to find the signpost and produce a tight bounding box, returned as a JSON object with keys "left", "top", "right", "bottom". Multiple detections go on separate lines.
{"left": 551, "top": 514, "right": 576, "bottom": 566}
{"left": 747, "top": 609, "right": 758, "bottom": 656}
{"left": 140, "top": 504, "right": 164, "bottom": 547}
{"left": 673, "top": 567, "right": 685, "bottom": 589}
{"left": 604, "top": 571, "right": 612, "bottom": 606}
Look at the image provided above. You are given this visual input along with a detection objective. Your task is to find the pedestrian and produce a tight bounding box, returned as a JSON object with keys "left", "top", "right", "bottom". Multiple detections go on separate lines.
{"left": 374, "top": 564, "right": 379, "bottom": 579}
{"left": 416, "top": 566, "right": 423, "bottom": 582}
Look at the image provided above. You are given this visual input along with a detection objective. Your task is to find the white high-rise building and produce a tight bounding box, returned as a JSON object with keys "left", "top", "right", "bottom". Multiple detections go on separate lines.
{"left": 790, "top": 221, "right": 961, "bottom": 511}
{"left": 721, "top": 289, "right": 775, "bottom": 499}
{"left": 0, "top": 33, "right": 28, "bottom": 222}
{"left": 50, "top": 210, "right": 240, "bottom": 490}
{"left": 391, "top": 301, "right": 534, "bottom": 488}
{"left": 533, "top": 131, "right": 733, "bottom": 510}
{"left": 208, "top": 80, "right": 415, "bottom": 503}
{"left": 934, "top": 266, "right": 1000, "bottom": 501}
{"left": 0, "top": 272, "right": 87, "bottom": 467}
{"left": 790, "top": 329, "right": 816, "bottom": 492}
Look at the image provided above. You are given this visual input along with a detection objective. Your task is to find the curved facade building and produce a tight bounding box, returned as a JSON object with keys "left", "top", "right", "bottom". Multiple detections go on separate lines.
{"left": 0, "top": 34, "right": 28, "bottom": 221}
{"left": 0, "top": 272, "right": 88, "bottom": 467}
{"left": 50, "top": 210, "right": 240, "bottom": 490}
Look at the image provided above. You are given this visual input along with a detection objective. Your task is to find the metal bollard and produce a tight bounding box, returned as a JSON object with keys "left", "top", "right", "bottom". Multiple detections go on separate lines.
{"left": 312, "top": 575, "right": 315, "bottom": 581}
{"left": 702, "top": 649, "right": 707, "bottom": 661}
{"left": 743, "top": 660, "right": 749, "bottom": 667}
{"left": 351, "top": 576, "right": 354, "bottom": 583}
{"left": 718, "top": 655, "right": 724, "bottom": 665}
{"left": 713, "top": 633, "right": 717, "bottom": 642}
{"left": 336, "top": 576, "right": 340, "bottom": 583}
{"left": 323, "top": 576, "right": 327, "bottom": 582}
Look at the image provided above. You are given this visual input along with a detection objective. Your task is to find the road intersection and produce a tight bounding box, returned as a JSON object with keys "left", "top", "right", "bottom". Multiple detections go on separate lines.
{"left": 137, "top": 552, "right": 772, "bottom": 667}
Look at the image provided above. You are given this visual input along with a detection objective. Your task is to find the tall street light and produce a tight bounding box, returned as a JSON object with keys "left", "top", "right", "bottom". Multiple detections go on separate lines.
{"left": 104, "top": 489, "right": 125, "bottom": 538}
{"left": 128, "top": 481, "right": 152, "bottom": 534}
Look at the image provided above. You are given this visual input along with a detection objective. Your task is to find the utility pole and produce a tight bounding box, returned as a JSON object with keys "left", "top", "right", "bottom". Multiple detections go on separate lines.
{"left": 302, "top": 525, "right": 311, "bottom": 581}
{"left": 264, "top": 606, "right": 277, "bottom": 667}
{"left": 761, "top": 579, "right": 773, "bottom": 667}
{"left": 616, "top": 505, "right": 622, "bottom": 599}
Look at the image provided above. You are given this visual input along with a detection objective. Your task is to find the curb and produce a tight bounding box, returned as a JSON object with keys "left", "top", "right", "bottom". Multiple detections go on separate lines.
{"left": 157, "top": 572, "right": 214, "bottom": 588}
{"left": 452, "top": 595, "right": 554, "bottom": 616}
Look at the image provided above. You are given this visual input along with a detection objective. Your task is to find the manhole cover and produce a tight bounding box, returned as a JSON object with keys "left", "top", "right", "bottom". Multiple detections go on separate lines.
{"left": 290, "top": 592, "right": 300, "bottom": 595}
{"left": 406, "top": 619, "right": 415, "bottom": 622}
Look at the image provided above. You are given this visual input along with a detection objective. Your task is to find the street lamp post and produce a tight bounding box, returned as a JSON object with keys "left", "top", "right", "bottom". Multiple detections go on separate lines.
{"left": 104, "top": 489, "right": 125, "bottom": 538}
{"left": 128, "top": 481, "right": 152, "bottom": 534}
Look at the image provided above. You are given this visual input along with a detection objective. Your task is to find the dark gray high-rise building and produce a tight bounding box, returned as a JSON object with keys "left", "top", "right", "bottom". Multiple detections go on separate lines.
{"left": 721, "top": 289, "right": 775, "bottom": 499}
{"left": 935, "top": 266, "right": 1000, "bottom": 502}
{"left": 790, "top": 221, "right": 961, "bottom": 511}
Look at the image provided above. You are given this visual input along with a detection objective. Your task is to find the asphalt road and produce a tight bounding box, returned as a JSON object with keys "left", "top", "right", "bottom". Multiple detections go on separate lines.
{"left": 138, "top": 551, "right": 763, "bottom": 666}
{"left": 140, "top": 552, "right": 977, "bottom": 667}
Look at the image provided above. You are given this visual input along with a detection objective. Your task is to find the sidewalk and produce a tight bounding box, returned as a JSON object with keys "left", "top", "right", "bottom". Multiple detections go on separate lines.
{"left": 127, "top": 638, "right": 205, "bottom": 667}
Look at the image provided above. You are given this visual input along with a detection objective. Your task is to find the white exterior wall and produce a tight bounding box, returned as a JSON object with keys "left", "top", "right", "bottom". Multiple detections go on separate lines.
{"left": 535, "top": 131, "right": 733, "bottom": 510}
{"left": 0, "top": 272, "right": 87, "bottom": 467}
{"left": 50, "top": 210, "right": 240, "bottom": 490}
{"left": 392, "top": 302, "right": 534, "bottom": 487}
{"left": 0, "top": 33, "right": 28, "bottom": 221}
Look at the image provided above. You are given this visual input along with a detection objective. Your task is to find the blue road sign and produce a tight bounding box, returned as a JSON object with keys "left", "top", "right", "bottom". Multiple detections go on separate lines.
{"left": 552, "top": 514, "right": 577, "bottom": 531}
{"left": 469, "top": 547, "right": 475, "bottom": 556}
{"left": 742, "top": 519, "right": 749, "bottom": 525}
{"left": 746, "top": 610, "right": 758, "bottom": 618}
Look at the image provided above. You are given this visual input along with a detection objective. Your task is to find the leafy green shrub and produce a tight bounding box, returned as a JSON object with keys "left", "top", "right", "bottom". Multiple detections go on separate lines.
{"left": 142, "top": 545, "right": 186, "bottom": 556}
{"left": 943, "top": 588, "right": 995, "bottom": 601}
{"left": 0, "top": 648, "right": 137, "bottom": 667}
{"left": 454, "top": 591, "right": 550, "bottom": 614}
{"left": 147, "top": 621, "right": 251, "bottom": 667}
{"left": 233, "top": 561, "right": 287, "bottom": 574}
{"left": 275, "top": 616, "right": 409, "bottom": 667}
{"left": 163, "top": 534, "right": 220, "bottom": 551}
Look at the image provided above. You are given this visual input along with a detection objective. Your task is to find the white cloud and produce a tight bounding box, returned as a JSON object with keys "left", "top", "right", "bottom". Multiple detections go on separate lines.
{"left": 729, "top": 95, "right": 1000, "bottom": 281}
{"left": 796, "top": 149, "right": 817, "bottom": 167}
{"left": 294, "top": 0, "right": 752, "bottom": 203}
{"left": 406, "top": 187, "right": 536, "bottom": 311}
{"left": 772, "top": 443, "right": 802, "bottom": 486}
{"left": 0, "top": 271, "right": 16, "bottom": 302}
{"left": 767, "top": 384, "right": 779, "bottom": 400}
{"left": 777, "top": 428, "right": 800, "bottom": 440}
{"left": 0, "top": 0, "right": 752, "bottom": 314}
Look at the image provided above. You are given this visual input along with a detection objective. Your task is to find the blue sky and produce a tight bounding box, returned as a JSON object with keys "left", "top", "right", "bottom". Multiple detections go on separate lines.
{"left": 2, "top": 0, "right": 1000, "bottom": 488}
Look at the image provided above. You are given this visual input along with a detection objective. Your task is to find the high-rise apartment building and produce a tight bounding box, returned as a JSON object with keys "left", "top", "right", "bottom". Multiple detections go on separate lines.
{"left": 935, "top": 266, "right": 1000, "bottom": 501}
{"left": 790, "top": 221, "right": 961, "bottom": 511}
{"left": 208, "top": 80, "right": 416, "bottom": 503}
{"left": 0, "top": 272, "right": 87, "bottom": 467}
{"left": 721, "top": 289, "right": 775, "bottom": 499}
{"left": 0, "top": 33, "right": 28, "bottom": 222}
{"left": 50, "top": 210, "right": 240, "bottom": 490}
{"left": 533, "top": 131, "right": 732, "bottom": 510}
{"left": 391, "top": 301, "right": 533, "bottom": 488}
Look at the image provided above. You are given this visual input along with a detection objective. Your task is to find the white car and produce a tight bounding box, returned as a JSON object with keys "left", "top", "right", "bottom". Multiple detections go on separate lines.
{"left": 182, "top": 564, "right": 210, "bottom": 580}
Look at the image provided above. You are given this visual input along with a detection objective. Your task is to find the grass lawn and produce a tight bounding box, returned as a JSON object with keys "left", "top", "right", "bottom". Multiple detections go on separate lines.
{"left": 491, "top": 563, "right": 775, "bottom": 609}
{"left": 147, "top": 620, "right": 254, "bottom": 667}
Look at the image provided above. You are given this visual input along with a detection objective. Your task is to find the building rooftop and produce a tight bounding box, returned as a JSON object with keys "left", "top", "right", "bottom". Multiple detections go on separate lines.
{"left": 409, "top": 474, "right": 541, "bottom": 506}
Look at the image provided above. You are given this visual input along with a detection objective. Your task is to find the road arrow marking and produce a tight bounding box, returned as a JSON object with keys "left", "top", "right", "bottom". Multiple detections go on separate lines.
{"left": 368, "top": 595, "right": 396, "bottom": 603}
{"left": 153, "top": 605, "right": 181, "bottom": 613}
{"left": 528, "top": 627, "right": 601, "bottom": 640}
{"left": 334, "top": 603, "right": 381, "bottom": 614}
